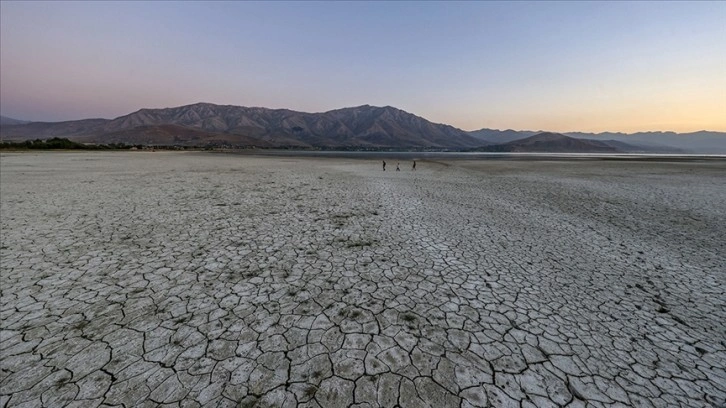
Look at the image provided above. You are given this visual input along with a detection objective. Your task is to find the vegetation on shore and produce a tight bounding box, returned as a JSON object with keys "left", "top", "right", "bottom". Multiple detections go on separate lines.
{"left": 0, "top": 138, "right": 458, "bottom": 152}
{"left": 0, "top": 138, "right": 137, "bottom": 150}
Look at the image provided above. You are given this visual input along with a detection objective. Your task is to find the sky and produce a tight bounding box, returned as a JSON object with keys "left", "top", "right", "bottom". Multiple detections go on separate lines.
{"left": 1, "top": 1, "right": 724, "bottom": 132}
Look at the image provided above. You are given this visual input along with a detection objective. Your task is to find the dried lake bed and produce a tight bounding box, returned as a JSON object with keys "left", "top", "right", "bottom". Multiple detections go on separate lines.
{"left": 1, "top": 151, "right": 724, "bottom": 407}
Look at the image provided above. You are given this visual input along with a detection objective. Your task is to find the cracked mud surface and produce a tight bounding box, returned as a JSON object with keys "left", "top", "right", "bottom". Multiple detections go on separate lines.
{"left": 1, "top": 151, "right": 724, "bottom": 407}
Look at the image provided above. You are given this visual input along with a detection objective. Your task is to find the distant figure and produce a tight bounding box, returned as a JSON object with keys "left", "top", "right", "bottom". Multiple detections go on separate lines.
{"left": 396, "top": 162, "right": 400, "bottom": 171}
{"left": 382, "top": 160, "right": 386, "bottom": 171}
{"left": 412, "top": 160, "right": 416, "bottom": 171}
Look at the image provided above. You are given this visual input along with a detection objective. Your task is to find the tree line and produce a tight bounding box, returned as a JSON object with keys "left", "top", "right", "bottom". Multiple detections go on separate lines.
{"left": 0, "top": 138, "right": 141, "bottom": 150}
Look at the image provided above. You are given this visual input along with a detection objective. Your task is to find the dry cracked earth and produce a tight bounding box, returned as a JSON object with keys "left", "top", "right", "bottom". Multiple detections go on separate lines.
{"left": 0, "top": 151, "right": 724, "bottom": 408}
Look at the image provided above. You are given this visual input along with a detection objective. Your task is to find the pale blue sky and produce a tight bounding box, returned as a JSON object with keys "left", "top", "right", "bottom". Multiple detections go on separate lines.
{"left": 1, "top": 1, "right": 724, "bottom": 132}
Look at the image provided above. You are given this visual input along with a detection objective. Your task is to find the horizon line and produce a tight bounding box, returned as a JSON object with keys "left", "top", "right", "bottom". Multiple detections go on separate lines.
{"left": 2, "top": 102, "right": 725, "bottom": 135}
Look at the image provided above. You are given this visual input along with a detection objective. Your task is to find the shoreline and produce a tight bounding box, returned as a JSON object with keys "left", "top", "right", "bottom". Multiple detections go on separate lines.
{"left": 216, "top": 149, "right": 726, "bottom": 161}
{"left": 3, "top": 148, "right": 726, "bottom": 161}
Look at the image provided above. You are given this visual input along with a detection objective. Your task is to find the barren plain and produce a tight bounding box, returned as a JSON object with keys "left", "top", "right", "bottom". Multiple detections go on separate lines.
{"left": 1, "top": 151, "right": 724, "bottom": 407}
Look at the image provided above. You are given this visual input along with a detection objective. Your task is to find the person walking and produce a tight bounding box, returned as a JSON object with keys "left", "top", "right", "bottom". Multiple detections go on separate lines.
{"left": 396, "top": 162, "right": 400, "bottom": 171}
{"left": 412, "top": 160, "right": 416, "bottom": 171}
{"left": 382, "top": 160, "right": 386, "bottom": 171}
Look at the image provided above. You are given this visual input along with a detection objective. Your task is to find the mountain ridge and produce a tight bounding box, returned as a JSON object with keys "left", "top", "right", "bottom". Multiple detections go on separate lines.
{"left": 2, "top": 103, "right": 725, "bottom": 152}
{"left": 469, "top": 127, "right": 725, "bottom": 153}
{"left": 0, "top": 116, "right": 30, "bottom": 125}
{"left": 471, "top": 132, "right": 621, "bottom": 153}
{"left": 0, "top": 103, "right": 484, "bottom": 149}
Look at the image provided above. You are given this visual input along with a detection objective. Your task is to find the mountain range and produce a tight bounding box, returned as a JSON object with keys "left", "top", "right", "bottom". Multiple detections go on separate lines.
{"left": 0, "top": 116, "right": 30, "bottom": 126}
{"left": 468, "top": 128, "right": 723, "bottom": 153}
{"left": 471, "top": 132, "right": 621, "bottom": 153}
{"left": 2, "top": 103, "right": 724, "bottom": 153}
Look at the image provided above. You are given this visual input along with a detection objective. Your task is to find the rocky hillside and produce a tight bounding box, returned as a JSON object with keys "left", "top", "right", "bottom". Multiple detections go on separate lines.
{"left": 0, "top": 103, "right": 483, "bottom": 149}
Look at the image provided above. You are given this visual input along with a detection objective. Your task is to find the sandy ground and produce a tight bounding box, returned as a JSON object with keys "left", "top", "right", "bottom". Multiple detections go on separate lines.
{"left": 1, "top": 151, "right": 724, "bottom": 407}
